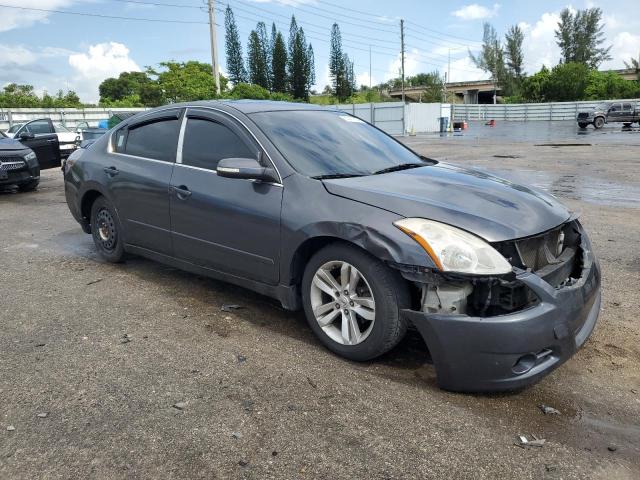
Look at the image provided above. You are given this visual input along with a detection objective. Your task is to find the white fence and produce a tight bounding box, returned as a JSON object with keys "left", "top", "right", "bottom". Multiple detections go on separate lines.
{"left": 452, "top": 98, "right": 640, "bottom": 121}
{"left": 332, "top": 102, "right": 451, "bottom": 134}
{"left": 0, "top": 107, "right": 146, "bottom": 131}
{"left": 0, "top": 102, "right": 454, "bottom": 136}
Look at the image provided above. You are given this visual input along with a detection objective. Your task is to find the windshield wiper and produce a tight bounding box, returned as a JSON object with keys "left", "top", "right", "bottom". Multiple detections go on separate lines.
{"left": 312, "top": 173, "right": 365, "bottom": 180}
{"left": 372, "top": 163, "right": 425, "bottom": 175}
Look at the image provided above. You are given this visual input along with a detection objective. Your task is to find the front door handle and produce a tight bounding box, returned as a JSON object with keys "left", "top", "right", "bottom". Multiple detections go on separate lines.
{"left": 103, "top": 166, "right": 119, "bottom": 176}
{"left": 172, "top": 185, "right": 192, "bottom": 200}
{"left": 47, "top": 139, "right": 57, "bottom": 143}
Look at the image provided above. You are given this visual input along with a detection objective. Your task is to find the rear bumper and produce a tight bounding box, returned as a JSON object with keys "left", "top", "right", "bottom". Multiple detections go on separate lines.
{"left": 403, "top": 238, "right": 601, "bottom": 392}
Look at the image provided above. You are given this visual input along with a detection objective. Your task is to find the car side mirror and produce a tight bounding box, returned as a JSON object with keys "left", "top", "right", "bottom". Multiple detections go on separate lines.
{"left": 19, "top": 132, "right": 35, "bottom": 140}
{"left": 217, "top": 157, "right": 279, "bottom": 183}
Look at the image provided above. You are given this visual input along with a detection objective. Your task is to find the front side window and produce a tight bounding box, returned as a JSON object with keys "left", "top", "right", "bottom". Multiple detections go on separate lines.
{"left": 124, "top": 118, "right": 180, "bottom": 162}
{"left": 609, "top": 103, "right": 621, "bottom": 112}
{"left": 181, "top": 117, "right": 254, "bottom": 170}
{"left": 250, "top": 110, "right": 425, "bottom": 177}
{"left": 26, "top": 120, "right": 53, "bottom": 135}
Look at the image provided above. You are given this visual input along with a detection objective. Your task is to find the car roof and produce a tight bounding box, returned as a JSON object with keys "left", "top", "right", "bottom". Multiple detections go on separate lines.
{"left": 188, "top": 100, "right": 332, "bottom": 115}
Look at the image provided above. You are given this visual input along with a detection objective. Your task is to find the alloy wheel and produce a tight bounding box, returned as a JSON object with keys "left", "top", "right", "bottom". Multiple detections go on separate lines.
{"left": 309, "top": 261, "right": 376, "bottom": 346}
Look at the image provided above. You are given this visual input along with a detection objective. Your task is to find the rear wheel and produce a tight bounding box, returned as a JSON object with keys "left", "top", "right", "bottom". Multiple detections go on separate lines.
{"left": 594, "top": 117, "right": 605, "bottom": 129}
{"left": 301, "top": 243, "right": 409, "bottom": 362}
{"left": 623, "top": 122, "right": 632, "bottom": 128}
{"left": 90, "top": 196, "right": 125, "bottom": 262}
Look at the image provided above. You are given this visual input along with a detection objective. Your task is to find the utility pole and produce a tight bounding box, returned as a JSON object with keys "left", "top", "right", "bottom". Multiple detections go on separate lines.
{"left": 400, "top": 19, "right": 405, "bottom": 106}
{"left": 369, "top": 45, "right": 372, "bottom": 90}
{"left": 207, "top": 0, "right": 221, "bottom": 96}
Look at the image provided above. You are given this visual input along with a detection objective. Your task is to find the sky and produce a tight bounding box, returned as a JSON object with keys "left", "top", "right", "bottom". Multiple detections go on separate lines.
{"left": 1, "top": 0, "right": 639, "bottom": 103}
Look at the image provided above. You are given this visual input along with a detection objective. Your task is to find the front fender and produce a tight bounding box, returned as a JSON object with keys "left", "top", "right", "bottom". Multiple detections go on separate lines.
{"left": 280, "top": 175, "right": 435, "bottom": 285}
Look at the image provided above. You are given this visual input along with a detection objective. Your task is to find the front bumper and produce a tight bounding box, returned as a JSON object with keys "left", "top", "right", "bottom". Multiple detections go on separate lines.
{"left": 403, "top": 237, "right": 601, "bottom": 392}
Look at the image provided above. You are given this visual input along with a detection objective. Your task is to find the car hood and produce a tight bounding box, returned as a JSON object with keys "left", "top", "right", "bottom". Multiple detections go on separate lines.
{"left": 322, "top": 163, "right": 571, "bottom": 242}
{"left": 0, "top": 137, "right": 27, "bottom": 151}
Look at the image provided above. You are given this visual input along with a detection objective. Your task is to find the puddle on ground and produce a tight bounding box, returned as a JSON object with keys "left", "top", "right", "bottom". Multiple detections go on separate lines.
{"left": 482, "top": 168, "right": 640, "bottom": 208}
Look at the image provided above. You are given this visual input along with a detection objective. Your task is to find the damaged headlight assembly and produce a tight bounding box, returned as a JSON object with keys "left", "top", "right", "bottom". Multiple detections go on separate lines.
{"left": 394, "top": 218, "right": 512, "bottom": 275}
{"left": 394, "top": 219, "right": 518, "bottom": 316}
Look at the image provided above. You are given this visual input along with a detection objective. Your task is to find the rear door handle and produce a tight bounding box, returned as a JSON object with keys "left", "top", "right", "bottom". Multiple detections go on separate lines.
{"left": 103, "top": 166, "right": 119, "bottom": 176}
{"left": 171, "top": 185, "right": 192, "bottom": 199}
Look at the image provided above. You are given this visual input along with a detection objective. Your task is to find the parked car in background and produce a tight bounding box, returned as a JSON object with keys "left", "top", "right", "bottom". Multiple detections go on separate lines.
{"left": 64, "top": 101, "right": 601, "bottom": 392}
{"left": 6, "top": 118, "right": 78, "bottom": 157}
{"left": 577, "top": 101, "right": 640, "bottom": 129}
{"left": 0, "top": 130, "right": 40, "bottom": 191}
{"left": 3, "top": 118, "right": 61, "bottom": 169}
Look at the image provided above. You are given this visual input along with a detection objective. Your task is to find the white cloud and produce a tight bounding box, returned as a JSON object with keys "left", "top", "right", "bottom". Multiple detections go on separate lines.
{"left": 519, "top": 6, "right": 640, "bottom": 74}
{"left": 520, "top": 12, "right": 562, "bottom": 73}
{"left": 446, "top": 57, "right": 486, "bottom": 82}
{"left": 452, "top": 3, "right": 500, "bottom": 21}
{"left": 0, "top": 44, "right": 38, "bottom": 67}
{"left": 0, "top": 0, "right": 74, "bottom": 32}
{"left": 355, "top": 71, "right": 377, "bottom": 89}
{"left": 604, "top": 31, "right": 640, "bottom": 70}
{"left": 68, "top": 42, "right": 140, "bottom": 103}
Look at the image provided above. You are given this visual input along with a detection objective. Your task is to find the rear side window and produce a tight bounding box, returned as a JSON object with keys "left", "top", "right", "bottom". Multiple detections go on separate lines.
{"left": 124, "top": 118, "right": 180, "bottom": 162}
{"left": 181, "top": 118, "right": 254, "bottom": 170}
{"left": 623, "top": 103, "right": 633, "bottom": 111}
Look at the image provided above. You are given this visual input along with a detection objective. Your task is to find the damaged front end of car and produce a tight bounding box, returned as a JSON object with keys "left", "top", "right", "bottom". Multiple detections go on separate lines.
{"left": 391, "top": 219, "right": 601, "bottom": 392}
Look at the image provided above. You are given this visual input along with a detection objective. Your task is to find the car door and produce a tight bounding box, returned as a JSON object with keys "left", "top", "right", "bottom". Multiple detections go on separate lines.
{"left": 16, "top": 119, "right": 60, "bottom": 169}
{"left": 170, "top": 108, "right": 283, "bottom": 285}
{"left": 608, "top": 103, "right": 622, "bottom": 121}
{"left": 107, "top": 108, "right": 182, "bottom": 255}
{"left": 622, "top": 103, "right": 634, "bottom": 122}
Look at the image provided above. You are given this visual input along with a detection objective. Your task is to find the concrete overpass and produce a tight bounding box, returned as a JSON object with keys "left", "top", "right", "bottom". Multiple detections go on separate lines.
{"left": 389, "top": 68, "right": 638, "bottom": 104}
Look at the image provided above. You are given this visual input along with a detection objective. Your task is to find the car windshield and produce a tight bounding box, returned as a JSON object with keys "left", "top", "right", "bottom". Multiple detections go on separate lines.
{"left": 54, "top": 123, "right": 71, "bottom": 132}
{"left": 0, "top": 130, "right": 6, "bottom": 138}
{"left": 250, "top": 110, "right": 427, "bottom": 178}
{"left": 7, "top": 124, "right": 23, "bottom": 133}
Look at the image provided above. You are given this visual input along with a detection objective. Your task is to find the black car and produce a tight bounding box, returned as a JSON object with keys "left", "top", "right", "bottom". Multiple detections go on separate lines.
{"left": 5, "top": 118, "right": 62, "bottom": 168}
{"left": 64, "top": 101, "right": 601, "bottom": 392}
{"left": 0, "top": 130, "right": 40, "bottom": 191}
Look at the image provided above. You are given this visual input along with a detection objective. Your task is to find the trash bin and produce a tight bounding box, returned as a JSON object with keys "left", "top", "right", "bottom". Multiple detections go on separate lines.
{"left": 439, "top": 117, "right": 449, "bottom": 133}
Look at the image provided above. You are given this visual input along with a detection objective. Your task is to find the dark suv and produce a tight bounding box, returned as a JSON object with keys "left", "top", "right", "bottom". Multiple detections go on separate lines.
{"left": 0, "top": 130, "right": 40, "bottom": 191}
{"left": 64, "top": 101, "right": 601, "bottom": 392}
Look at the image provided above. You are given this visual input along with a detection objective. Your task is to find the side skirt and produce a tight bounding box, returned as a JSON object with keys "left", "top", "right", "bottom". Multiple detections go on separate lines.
{"left": 124, "top": 244, "right": 301, "bottom": 311}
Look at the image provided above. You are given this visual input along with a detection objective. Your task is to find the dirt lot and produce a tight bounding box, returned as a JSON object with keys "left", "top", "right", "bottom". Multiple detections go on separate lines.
{"left": 1, "top": 131, "right": 639, "bottom": 479}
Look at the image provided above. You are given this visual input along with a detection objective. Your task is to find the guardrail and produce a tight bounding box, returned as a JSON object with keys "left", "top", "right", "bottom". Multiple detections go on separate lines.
{"left": 452, "top": 99, "right": 640, "bottom": 121}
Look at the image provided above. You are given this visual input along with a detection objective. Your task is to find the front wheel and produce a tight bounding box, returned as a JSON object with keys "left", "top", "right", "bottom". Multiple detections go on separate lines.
{"left": 90, "top": 196, "right": 125, "bottom": 262}
{"left": 594, "top": 117, "right": 605, "bottom": 129}
{"left": 301, "top": 243, "right": 409, "bottom": 362}
{"left": 578, "top": 122, "right": 588, "bottom": 129}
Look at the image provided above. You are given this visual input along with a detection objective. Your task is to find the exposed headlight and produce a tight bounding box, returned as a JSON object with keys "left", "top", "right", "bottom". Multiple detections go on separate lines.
{"left": 24, "top": 152, "right": 37, "bottom": 162}
{"left": 394, "top": 218, "right": 512, "bottom": 275}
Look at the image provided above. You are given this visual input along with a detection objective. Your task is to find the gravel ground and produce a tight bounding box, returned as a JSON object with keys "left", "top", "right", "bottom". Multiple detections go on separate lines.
{"left": 1, "top": 131, "right": 639, "bottom": 479}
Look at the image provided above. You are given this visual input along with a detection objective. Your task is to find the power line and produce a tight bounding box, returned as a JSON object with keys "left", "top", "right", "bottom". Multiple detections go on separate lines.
{"left": 0, "top": 3, "right": 211, "bottom": 24}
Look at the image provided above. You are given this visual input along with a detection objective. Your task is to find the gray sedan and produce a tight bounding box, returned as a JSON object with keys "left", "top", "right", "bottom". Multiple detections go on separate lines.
{"left": 63, "top": 101, "right": 601, "bottom": 392}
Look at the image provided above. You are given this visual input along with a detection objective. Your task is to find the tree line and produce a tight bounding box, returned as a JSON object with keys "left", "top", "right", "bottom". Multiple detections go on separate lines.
{"left": 225, "top": 8, "right": 314, "bottom": 101}
{"left": 471, "top": 7, "right": 640, "bottom": 103}
{"left": 0, "top": 84, "right": 82, "bottom": 108}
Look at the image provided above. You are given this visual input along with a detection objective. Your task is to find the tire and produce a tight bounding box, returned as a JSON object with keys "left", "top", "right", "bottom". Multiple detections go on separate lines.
{"left": 90, "top": 196, "right": 125, "bottom": 263}
{"left": 578, "top": 122, "right": 588, "bottom": 129}
{"left": 17, "top": 179, "right": 39, "bottom": 192}
{"left": 594, "top": 117, "right": 605, "bottom": 129}
{"left": 623, "top": 123, "right": 632, "bottom": 128}
{"left": 301, "top": 242, "right": 409, "bottom": 362}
